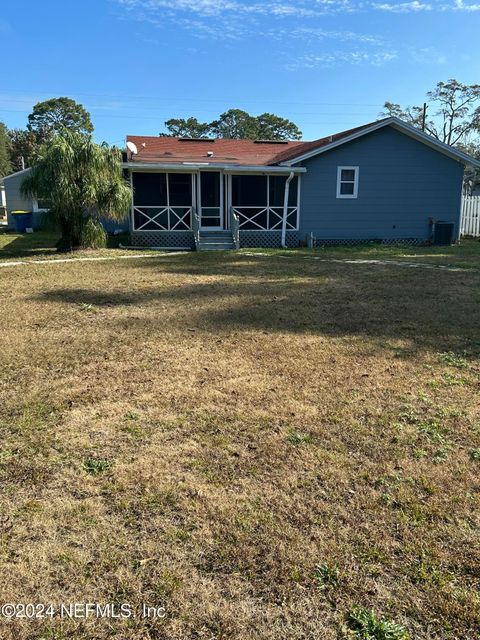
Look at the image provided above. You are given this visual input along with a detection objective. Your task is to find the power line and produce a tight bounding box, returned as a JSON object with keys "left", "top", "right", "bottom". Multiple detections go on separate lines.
{"left": 0, "top": 104, "right": 380, "bottom": 117}
{"left": 0, "top": 106, "right": 380, "bottom": 120}
{"left": 0, "top": 108, "right": 376, "bottom": 128}
{"left": 0, "top": 90, "right": 382, "bottom": 108}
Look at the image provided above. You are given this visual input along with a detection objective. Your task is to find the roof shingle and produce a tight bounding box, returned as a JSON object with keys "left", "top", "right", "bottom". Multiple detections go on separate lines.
{"left": 126, "top": 136, "right": 304, "bottom": 166}
{"left": 125, "top": 119, "right": 388, "bottom": 167}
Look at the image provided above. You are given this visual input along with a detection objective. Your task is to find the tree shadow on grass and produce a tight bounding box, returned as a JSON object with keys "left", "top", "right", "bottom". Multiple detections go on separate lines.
{"left": 0, "top": 230, "right": 60, "bottom": 258}
{"left": 32, "top": 252, "right": 480, "bottom": 355}
{"left": 36, "top": 288, "right": 141, "bottom": 307}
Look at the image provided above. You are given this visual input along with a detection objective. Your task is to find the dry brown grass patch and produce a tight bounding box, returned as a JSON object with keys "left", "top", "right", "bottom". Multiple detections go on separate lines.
{"left": 0, "top": 247, "right": 479, "bottom": 639}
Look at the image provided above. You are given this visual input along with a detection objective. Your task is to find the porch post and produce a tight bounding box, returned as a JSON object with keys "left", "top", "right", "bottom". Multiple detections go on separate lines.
{"left": 226, "top": 173, "right": 232, "bottom": 230}
{"left": 129, "top": 170, "right": 134, "bottom": 232}
{"left": 220, "top": 172, "right": 224, "bottom": 229}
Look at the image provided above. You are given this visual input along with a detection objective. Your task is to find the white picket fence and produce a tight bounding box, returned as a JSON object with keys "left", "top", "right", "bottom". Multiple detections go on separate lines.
{"left": 461, "top": 196, "right": 480, "bottom": 237}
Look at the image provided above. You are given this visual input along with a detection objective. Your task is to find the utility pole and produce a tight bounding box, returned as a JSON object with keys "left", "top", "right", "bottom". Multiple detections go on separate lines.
{"left": 20, "top": 156, "right": 25, "bottom": 171}
{"left": 422, "top": 103, "right": 427, "bottom": 132}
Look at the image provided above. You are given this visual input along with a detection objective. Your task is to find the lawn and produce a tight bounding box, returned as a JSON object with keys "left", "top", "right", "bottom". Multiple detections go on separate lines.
{"left": 0, "top": 242, "right": 479, "bottom": 639}
{"left": 0, "top": 228, "right": 130, "bottom": 260}
{"left": 0, "top": 229, "right": 60, "bottom": 258}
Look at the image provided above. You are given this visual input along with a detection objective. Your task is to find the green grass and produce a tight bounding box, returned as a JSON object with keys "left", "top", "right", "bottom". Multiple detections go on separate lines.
{"left": 83, "top": 457, "right": 113, "bottom": 475}
{"left": 346, "top": 608, "right": 409, "bottom": 640}
{"left": 314, "top": 562, "right": 340, "bottom": 590}
{"left": 1, "top": 227, "right": 479, "bottom": 269}
{"left": 0, "top": 228, "right": 131, "bottom": 259}
{"left": 0, "top": 229, "right": 60, "bottom": 257}
{"left": 244, "top": 238, "right": 480, "bottom": 269}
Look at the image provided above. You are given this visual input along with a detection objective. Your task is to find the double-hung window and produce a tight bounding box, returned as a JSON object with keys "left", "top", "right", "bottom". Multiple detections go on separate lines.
{"left": 336, "top": 166, "right": 359, "bottom": 199}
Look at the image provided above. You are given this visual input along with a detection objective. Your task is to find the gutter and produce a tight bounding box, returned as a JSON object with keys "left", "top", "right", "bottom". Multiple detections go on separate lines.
{"left": 122, "top": 162, "right": 306, "bottom": 174}
{"left": 281, "top": 171, "right": 295, "bottom": 249}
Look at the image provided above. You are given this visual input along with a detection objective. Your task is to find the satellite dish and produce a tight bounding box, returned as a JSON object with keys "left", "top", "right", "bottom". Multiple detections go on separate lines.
{"left": 127, "top": 141, "right": 138, "bottom": 155}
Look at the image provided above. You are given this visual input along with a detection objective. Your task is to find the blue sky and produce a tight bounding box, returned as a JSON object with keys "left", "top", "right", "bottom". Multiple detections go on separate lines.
{"left": 1, "top": 0, "right": 479, "bottom": 144}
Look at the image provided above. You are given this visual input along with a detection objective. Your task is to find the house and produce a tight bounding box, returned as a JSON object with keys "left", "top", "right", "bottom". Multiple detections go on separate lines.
{"left": 124, "top": 116, "right": 480, "bottom": 250}
{"left": 0, "top": 168, "right": 50, "bottom": 230}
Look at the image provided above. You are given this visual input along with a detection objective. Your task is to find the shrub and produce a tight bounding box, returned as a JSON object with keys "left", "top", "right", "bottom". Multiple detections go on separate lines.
{"left": 81, "top": 218, "right": 107, "bottom": 249}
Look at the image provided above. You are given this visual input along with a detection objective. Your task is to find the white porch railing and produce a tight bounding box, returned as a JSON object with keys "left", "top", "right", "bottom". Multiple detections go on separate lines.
{"left": 232, "top": 206, "right": 298, "bottom": 231}
{"left": 461, "top": 196, "right": 480, "bottom": 237}
{"left": 133, "top": 206, "right": 193, "bottom": 231}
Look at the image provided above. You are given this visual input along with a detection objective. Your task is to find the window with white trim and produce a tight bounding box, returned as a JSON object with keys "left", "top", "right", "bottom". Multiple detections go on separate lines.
{"left": 336, "top": 166, "right": 359, "bottom": 199}
{"left": 33, "top": 198, "right": 51, "bottom": 211}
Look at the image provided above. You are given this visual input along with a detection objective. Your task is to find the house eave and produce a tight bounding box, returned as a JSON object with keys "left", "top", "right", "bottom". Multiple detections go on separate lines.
{"left": 280, "top": 117, "right": 480, "bottom": 168}
{"left": 123, "top": 162, "right": 306, "bottom": 174}
{"left": 0, "top": 167, "right": 32, "bottom": 183}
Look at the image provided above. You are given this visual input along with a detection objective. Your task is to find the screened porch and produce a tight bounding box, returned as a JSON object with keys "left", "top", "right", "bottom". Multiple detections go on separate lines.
{"left": 130, "top": 170, "right": 301, "bottom": 234}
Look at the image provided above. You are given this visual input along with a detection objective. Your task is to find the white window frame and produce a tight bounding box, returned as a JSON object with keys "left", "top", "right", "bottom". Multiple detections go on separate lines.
{"left": 336, "top": 166, "right": 359, "bottom": 199}
{"left": 33, "top": 198, "right": 50, "bottom": 212}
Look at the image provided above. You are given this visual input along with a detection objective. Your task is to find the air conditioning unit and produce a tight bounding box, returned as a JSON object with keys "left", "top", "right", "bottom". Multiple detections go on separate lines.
{"left": 433, "top": 221, "right": 455, "bottom": 245}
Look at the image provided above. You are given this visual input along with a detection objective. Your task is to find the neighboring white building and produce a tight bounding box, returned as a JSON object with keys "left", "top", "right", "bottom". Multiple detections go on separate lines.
{"left": 0, "top": 168, "right": 50, "bottom": 229}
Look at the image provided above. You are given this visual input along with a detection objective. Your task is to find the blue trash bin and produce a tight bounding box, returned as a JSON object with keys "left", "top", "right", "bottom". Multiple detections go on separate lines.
{"left": 11, "top": 211, "right": 33, "bottom": 233}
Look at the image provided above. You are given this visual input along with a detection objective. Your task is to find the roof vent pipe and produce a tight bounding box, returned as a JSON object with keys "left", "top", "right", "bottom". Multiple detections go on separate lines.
{"left": 281, "top": 171, "right": 295, "bottom": 249}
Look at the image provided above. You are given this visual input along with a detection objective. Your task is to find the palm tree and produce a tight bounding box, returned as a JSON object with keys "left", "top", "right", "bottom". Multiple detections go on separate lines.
{"left": 21, "top": 131, "right": 131, "bottom": 250}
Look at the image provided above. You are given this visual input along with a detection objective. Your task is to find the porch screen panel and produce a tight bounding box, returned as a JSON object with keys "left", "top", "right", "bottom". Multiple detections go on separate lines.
{"left": 132, "top": 172, "right": 193, "bottom": 231}
{"left": 133, "top": 172, "right": 167, "bottom": 205}
{"left": 232, "top": 175, "right": 268, "bottom": 230}
{"left": 269, "top": 175, "right": 299, "bottom": 229}
{"left": 169, "top": 173, "right": 193, "bottom": 229}
{"left": 132, "top": 172, "right": 168, "bottom": 230}
{"left": 269, "top": 175, "right": 298, "bottom": 207}
{"left": 232, "top": 175, "right": 298, "bottom": 230}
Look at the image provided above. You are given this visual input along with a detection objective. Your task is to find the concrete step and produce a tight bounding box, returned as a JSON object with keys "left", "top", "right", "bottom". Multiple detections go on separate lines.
{"left": 198, "top": 241, "right": 235, "bottom": 251}
{"left": 199, "top": 234, "right": 233, "bottom": 241}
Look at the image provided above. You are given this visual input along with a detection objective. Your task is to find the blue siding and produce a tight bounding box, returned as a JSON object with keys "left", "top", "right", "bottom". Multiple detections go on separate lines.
{"left": 101, "top": 215, "right": 129, "bottom": 233}
{"left": 298, "top": 126, "right": 465, "bottom": 242}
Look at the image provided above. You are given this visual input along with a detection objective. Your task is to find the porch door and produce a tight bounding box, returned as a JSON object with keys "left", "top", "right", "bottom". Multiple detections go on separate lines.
{"left": 199, "top": 172, "right": 223, "bottom": 230}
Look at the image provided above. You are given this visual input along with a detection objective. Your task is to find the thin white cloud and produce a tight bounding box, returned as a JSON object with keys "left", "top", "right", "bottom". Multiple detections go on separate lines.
{"left": 112, "top": 0, "right": 466, "bottom": 68}
{"left": 375, "top": 0, "right": 480, "bottom": 9}
{"left": 116, "top": 0, "right": 480, "bottom": 16}
{"left": 409, "top": 46, "right": 448, "bottom": 63}
{"left": 288, "top": 50, "right": 399, "bottom": 70}
{"left": 454, "top": 0, "right": 480, "bottom": 10}
{"left": 116, "top": 0, "right": 360, "bottom": 18}
{"left": 374, "top": 1, "right": 432, "bottom": 11}
{"left": 287, "top": 27, "right": 384, "bottom": 45}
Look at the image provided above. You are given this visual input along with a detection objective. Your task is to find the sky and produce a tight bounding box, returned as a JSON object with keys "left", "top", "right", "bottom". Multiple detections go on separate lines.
{"left": 1, "top": 0, "right": 479, "bottom": 144}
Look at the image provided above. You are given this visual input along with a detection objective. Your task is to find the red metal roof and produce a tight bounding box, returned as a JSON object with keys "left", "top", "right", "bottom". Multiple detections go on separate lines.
{"left": 126, "top": 119, "right": 387, "bottom": 167}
